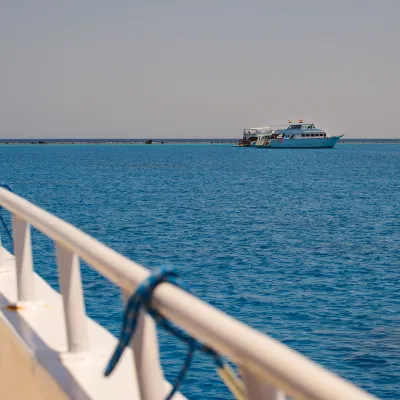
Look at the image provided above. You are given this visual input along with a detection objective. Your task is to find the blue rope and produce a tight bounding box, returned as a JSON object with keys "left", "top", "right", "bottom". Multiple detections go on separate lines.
{"left": 105, "top": 267, "right": 223, "bottom": 400}
{"left": 0, "top": 184, "right": 14, "bottom": 248}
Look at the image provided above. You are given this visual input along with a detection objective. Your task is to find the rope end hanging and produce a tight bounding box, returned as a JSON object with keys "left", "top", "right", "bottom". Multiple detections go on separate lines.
{"left": 104, "top": 267, "right": 241, "bottom": 400}
{"left": 104, "top": 267, "right": 179, "bottom": 377}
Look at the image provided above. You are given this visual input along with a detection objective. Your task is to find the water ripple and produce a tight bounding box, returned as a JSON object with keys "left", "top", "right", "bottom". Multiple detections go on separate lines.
{"left": 0, "top": 143, "right": 399, "bottom": 399}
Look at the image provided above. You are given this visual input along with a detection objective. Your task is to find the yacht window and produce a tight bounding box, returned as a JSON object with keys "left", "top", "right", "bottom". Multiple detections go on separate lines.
{"left": 301, "top": 134, "right": 305, "bottom": 137}
{"left": 289, "top": 124, "right": 301, "bottom": 130}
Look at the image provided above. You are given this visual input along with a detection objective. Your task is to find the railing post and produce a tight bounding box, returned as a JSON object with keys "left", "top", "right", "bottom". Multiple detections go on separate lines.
{"left": 56, "top": 243, "right": 89, "bottom": 354}
{"left": 240, "top": 366, "right": 286, "bottom": 400}
{"left": 122, "top": 289, "right": 166, "bottom": 400}
{"left": 12, "top": 214, "right": 35, "bottom": 303}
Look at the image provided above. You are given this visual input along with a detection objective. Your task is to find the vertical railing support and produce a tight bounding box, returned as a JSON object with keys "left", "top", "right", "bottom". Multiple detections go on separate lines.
{"left": 12, "top": 215, "right": 35, "bottom": 303}
{"left": 240, "top": 366, "right": 286, "bottom": 400}
{"left": 56, "top": 243, "right": 89, "bottom": 354}
{"left": 122, "top": 289, "right": 166, "bottom": 400}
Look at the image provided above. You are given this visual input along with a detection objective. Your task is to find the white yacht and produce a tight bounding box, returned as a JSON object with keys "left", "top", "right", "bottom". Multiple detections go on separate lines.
{"left": 251, "top": 121, "right": 343, "bottom": 148}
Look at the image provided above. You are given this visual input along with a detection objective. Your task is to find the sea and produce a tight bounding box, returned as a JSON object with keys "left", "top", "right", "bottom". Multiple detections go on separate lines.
{"left": 0, "top": 142, "right": 399, "bottom": 399}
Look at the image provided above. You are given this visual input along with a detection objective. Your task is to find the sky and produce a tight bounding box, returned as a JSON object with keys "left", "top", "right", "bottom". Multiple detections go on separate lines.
{"left": 1, "top": 1, "right": 400, "bottom": 139}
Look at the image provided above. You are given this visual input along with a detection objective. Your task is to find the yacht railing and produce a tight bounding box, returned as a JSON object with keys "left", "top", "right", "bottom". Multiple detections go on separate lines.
{"left": 244, "top": 125, "right": 288, "bottom": 134}
{"left": 0, "top": 187, "right": 377, "bottom": 400}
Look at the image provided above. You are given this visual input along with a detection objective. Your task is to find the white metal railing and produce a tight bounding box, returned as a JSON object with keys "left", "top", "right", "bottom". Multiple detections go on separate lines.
{"left": 0, "top": 187, "right": 378, "bottom": 400}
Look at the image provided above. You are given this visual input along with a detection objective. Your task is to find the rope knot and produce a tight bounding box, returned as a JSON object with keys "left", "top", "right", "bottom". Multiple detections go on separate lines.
{"left": 105, "top": 267, "right": 225, "bottom": 400}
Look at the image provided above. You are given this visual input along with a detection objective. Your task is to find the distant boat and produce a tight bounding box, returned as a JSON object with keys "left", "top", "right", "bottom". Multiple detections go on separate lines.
{"left": 234, "top": 128, "right": 259, "bottom": 147}
{"left": 236, "top": 121, "right": 343, "bottom": 148}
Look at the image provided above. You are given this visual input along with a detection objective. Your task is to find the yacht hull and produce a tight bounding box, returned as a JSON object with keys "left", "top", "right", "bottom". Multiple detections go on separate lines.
{"left": 257, "top": 136, "right": 342, "bottom": 149}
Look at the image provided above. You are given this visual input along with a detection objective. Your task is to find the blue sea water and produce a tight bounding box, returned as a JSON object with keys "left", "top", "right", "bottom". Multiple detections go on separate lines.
{"left": 0, "top": 143, "right": 399, "bottom": 399}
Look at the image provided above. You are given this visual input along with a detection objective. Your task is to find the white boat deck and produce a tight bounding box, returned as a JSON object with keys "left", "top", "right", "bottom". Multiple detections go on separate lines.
{"left": 0, "top": 246, "right": 186, "bottom": 400}
{"left": 0, "top": 187, "right": 378, "bottom": 400}
{"left": 0, "top": 249, "right": 134, "bottom": 399}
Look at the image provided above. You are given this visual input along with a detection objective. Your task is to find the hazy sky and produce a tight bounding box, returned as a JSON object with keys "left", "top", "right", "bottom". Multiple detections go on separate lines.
{"left": 1, "top": 1, "right": 399, "bottom": 138}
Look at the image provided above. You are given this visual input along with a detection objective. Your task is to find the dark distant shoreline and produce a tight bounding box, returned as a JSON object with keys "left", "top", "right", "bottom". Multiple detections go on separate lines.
{"left": 0, "top": 138, "right": 399, "bottom": 145}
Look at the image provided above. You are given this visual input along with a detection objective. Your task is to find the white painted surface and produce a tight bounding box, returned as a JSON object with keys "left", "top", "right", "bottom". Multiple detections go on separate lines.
{"left": 0, "top": 187, "right": 379, "bottom": 400}
{"left": 0, "top": 314, "right": 70, "bottom": 400}
{"left": 0, "top": 248, "right": 141, "bottom": 400}
{"left": 0, "top": 247, "right": 185, "bottom": 399}
{"left": 56, "top": 243, "right": 89, "bottom": 354}
{"left": 12, "top": 215, "right": 35, "bottom": 304}
{"left": 123, "top": 290, "right": 167, "bottom": 400}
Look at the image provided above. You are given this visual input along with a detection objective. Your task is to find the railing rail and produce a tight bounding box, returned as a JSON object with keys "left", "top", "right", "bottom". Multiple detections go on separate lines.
{"left": 0, "top": 187, "right": 378, "bottom": 400}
